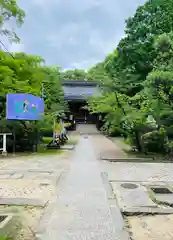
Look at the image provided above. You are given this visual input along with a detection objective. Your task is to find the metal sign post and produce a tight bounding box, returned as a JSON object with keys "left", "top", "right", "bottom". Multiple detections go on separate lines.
{"left": 0, "top": 133, "right": 12, "bottom": 156}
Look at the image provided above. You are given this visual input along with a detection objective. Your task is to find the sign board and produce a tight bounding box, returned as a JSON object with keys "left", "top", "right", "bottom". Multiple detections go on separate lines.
{"left": 6, "top": 93, "right": 44, "bottom": 120}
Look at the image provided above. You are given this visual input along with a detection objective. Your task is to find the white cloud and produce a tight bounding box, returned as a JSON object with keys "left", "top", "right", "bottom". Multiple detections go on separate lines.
{"left": 9, "top": 42, "right": 25, "bottom": 53}
{"left": 46, "top": 33, "right": 60, "bottom": 48}
{"left": 46, "top": 23, "right": 79, "bottom": 49}
{"left": 10, "top": 0, "right": 147, "bottom": 69}
{"left": 88, "top": 31, "right": 119, "bottom": 55}
{"left": 28, "top": 0, "right": 60, "bottom": 14}
{"left": 71, "top": 58, "right": 100, "bottom": 69}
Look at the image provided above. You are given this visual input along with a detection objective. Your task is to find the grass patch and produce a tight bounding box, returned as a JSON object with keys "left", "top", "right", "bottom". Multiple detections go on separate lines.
{"left": 42, "top": 136, "right": 52, "bottom": 144}
{"left": 36, "top": 144, "right": 62, "bottom": 155}
{"left": 0, "top": 144, "right": 62, "bottom": 158}
{"left": 0, "top": 206, "right": 41, "bottom": 240}
{"left": 0, "top": 135, "right": 78, "bottom": 159}
{"left": 147, "top": 188, "right": 173, "bottom": 207}
{"left": 148, "top": 188, "right": 156, "bottom": 202}
{"left": 36, "top": 135, "right": 79, "bottom": 155}
{"left": 0, "top": 149, "right": 62, "bottom": 158}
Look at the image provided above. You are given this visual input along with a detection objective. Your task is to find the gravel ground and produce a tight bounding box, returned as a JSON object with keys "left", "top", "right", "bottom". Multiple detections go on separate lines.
{"left": 0, "top": 179, "right": 56, "bottom": 200}
{"left": 0, "top": 150, "right": 73, "bottom": 240}
{"left": 90, "top": 133, "right": 173, "bottom": 240}
{"left": 128, "top": 215, "right": 173, "bottom": 240}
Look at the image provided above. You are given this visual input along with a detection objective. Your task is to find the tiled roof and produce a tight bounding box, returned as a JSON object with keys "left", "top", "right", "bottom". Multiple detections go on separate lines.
{"left": 62, "top": 80, "right": 98, "bottom": 86}
{"left": 63, "top": 85, "right": 100, "bottom": 100}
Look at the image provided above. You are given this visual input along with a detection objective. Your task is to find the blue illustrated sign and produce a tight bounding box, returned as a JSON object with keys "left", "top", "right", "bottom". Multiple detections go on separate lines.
{"left": 6, "top": 93, "right": 44, "bottom": 120}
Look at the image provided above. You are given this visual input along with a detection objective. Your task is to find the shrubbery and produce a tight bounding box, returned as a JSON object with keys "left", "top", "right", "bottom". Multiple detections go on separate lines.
{"left": 0, "top": 52, "right": 66, "bottom": 152}
{"left": 141, "top": 128, "right": 168, "bottom": 153}
{"left": 87, "top": 0, "right": 173, "bottom": 156}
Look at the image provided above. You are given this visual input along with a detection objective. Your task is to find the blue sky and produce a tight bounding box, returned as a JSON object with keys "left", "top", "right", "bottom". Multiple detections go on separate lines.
{"left": 7, "top": 0, "right": 146, "bottom": 69}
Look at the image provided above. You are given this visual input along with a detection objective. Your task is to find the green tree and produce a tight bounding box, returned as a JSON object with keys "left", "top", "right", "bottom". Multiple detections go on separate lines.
{"left": 0, "top": 51, "right": 65, "bottom": 151}
{"left": 0, "top": 0, "right": 25, "bottom": 42}
{"left": 60, "top": 69, "right": 90, "bottom": 81}
{"left": 87, "top": 0, "right": 173, "bottom": 154}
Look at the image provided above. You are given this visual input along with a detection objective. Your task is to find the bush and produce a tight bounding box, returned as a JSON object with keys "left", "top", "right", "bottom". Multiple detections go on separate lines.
{"left": 141, "top": 127, "right": 168, "bottom": 153}
{"left": 125, "top": 123, "right": 155, "bottom": 152}
{"left": 165, "top": 126, "right": 173, "bottom": 139}
{"left": 101, "top": 121, "right": 128, "bottom": 137}
{"left": 42, "top": 136, "right": 52, "bottom": 144}
{"left": 41, "top": 126, "right": 53, "bottom": 138}
{"left": 108, "top": 127, "right": 124, "bottom": 137}
{"left": 127, "top": 131, "right": 143, "bottom": 151}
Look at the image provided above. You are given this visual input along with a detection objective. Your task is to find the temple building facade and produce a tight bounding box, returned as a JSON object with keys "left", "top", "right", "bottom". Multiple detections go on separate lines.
{"left": 62, "top": 80, "right": 103, "bottom": 129}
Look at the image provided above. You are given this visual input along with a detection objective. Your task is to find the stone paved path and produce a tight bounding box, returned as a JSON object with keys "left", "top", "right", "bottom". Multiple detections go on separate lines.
{"left": 37, "top": 134, "right": 128, "bottom": 240}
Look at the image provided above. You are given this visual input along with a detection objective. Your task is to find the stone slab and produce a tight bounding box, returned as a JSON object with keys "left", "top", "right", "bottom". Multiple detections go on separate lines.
{"left": 101, "top": 172, "right": 115, "bottom": 199}
{"left": 53, "top": 171, "right": 63, "bottom": 185}
{"left": 101, "top": 157, "right": 151, "bottom": 161}
{"left": 10, "top": 173, "right": 23, "bottom": 179}
{"left": 147, "top": 183, "right": 173, "bottom": 187}
{"left": 111, "top": 180, "right": 173, "bottom": 184}
{"left": 122, "top": 206, "right": 173, "bottom": 215}
{"left": 100, "top": 157, "right": 170, "bottom": 163}
{"left": 101, "top": 173, "right": 129, "bottom": 239}
{"left": 106, "top": 162, "right": 173, "bottom": 182}
{"left": 60, "top": 145, "right": 74, "bottom": 150}
{"left": 155, "top": 194, "right": 173, "bottom": 205}
{"left": 0, "top": 170, "right": 15, "bottom": 174}
{"left": 28, "top": 169, "right": 52, "bottom": 173}
{"left": 23, "top": 172, "right": 52, "bottom": 180}
{"left": 0, "top": 197, "right": 47, "bottom": 207}
{"left": 35, "top": 200, "right": 56, "bottom": 234}
{"left": 111, "top": 182, "right": 157, "bottom": 209}
{"left": 39, "top": 181, "right": 51, "bottom": 186}
{"left": 28, "top": 170, "right": 52, "bottom": 174}
{"left": 0, "top": 174, "right": 12, "bottom": 179}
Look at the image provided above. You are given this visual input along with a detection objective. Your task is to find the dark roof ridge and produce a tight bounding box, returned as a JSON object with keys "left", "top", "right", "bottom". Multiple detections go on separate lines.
{"left": 62, "top": 80, "right": 98, "bottom": 86}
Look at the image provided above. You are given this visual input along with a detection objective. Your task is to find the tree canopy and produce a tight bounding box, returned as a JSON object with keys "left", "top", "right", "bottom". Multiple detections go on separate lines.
{"left": 0, "top": 50, "right": 66, "bottom": 151}
{"left": 87, "top": 0, "right": 173, "bottom": 155}
{"left": 60, "top": 69, "right": 91, "bottom": 81}
{"left": 0, "top": 0, "right": 68, "bottom": 152}
{"left": 0, "top": 0, "right": 25, "bottom": 42}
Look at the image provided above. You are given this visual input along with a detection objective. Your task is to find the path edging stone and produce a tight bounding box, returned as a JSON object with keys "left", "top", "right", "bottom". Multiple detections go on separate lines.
{"left": 101, "top": 172, "right": 130, "bottom": 240}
